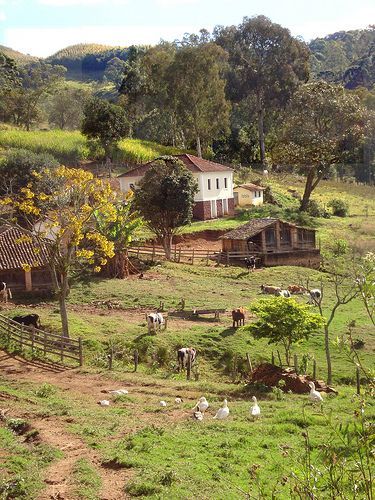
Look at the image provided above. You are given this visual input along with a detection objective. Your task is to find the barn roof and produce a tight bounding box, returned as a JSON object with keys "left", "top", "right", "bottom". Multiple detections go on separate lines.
{"left": 221, "top": 218, "right": 316, "bottom": 240}
{"left": 235, "top": 183, "right": 265, "bottom": 192}
{"left": 0, "top": 226, "right": 50, "bottom": 271}
{"left": 118, "top": 154, "right": 233, "bottom": 178}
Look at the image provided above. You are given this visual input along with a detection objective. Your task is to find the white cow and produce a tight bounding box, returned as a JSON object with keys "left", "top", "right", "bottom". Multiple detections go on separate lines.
{"left": 146, "top": 312, "right": 165, "bottom": 334}
{"left": 278, "top": 289, "right": 291, "bottom": 298}
{"left": 177, "top": 347, "right": 197, "bottom": 371}
{"left": 0, "top": 282, "right": 12, "bottom": 303}
{"left": 307, "top": 289, "right": 322, "bottom": 305}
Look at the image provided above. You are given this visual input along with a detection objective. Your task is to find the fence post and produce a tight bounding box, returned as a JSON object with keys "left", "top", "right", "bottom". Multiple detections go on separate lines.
{"left": 133, "top": 349, "right": 139, "bottom": 372}
{"left": 174, "top": 245, "right": 177, "bottom": 262}
{"left": 271, "top": 351, "right": 275, "bottom": 365}
{"left": 356, "top": 366, "right": 360, "bottom": 395}
{"left": 43, "top": 331, "right": 47, "bottom": 356}
{"left": 191, "top": 249, "right": 195, "bottom": 265}
{"left": 226, "top": 251, "right": 230, "bottom": 267}
{"left": 178, "top": 248, "right": 181, "bottom": 263}
{"left": 206, "top": 251, "right": 209, "bottom": 266}
{"left": 20, "top": 325, "right": 24, "bottom": 351}
{"left": 152, "top": 242, "right": 155, "bottom": 262}
{"left": 187, "top": 351, "right": 192, "bottom": 381}
{"left": 31, "top": 327, "right": 35, "bottom": 357}
{"left": 246, "top": 353, "right": 253, "bottom": 374}
{"left": 294, "top": 354, "right": 299, "bottom": 374}
{"left": 277, "top": 350, "right": 282, "bottom": 367}
{"left": 312, "top": 359, "right": 316, "bottom": 380}
{"left": 79, "top": 338, "right": 83, "bottom": 366}
{"left": 217, "top": 252, "right": 222, "bottom": 266}
{"left": 136, "top": 246, "right": 140, "bottom": 259}
{"left": 60, "top": 335, "right": 64, "bottom": 363}
{"left": 108, "top": 347, "right": 114, "bottom": 370}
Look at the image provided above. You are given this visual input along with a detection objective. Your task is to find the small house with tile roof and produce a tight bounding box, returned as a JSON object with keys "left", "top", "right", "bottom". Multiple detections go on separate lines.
{"left": 234, "top": 183, "right": 265, "bottom": 207}
{"left": 118, "top": 154, "right": 234, "bottom": 221}
{"left": 221, "top": 218, "right": 321, "bottom": 268}
{"left": 0, "top": 225, "right": 52, "bottom": 293}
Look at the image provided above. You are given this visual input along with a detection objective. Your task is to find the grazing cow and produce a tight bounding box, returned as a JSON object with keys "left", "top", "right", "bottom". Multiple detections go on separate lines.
{"left": 244, "top": 256, "right": 256, "bottom": 272}
{"left": 260, "top": 285, "right": 281, "bottom": 295}
{"left": 146, "top": 312, "right": 165, "bottom": 334}
{"left": 232, "top": 307, "right": 245, "bottom": 327}
{"left": 177, "top": 347, "right": 197, "bottom": 371}
{"left": 0, "top": 282, "right": 12, "bottom": 303}
{"left": 307, "top": 289, "right": 322, "bottom": 305}
{"left": 278, "top": 289, "right": 291, "bottom": 298}
{"left": 12, "top": 313, "right": 41, "bottom": 329}
{"left": 287, "top": 284, "right": 306, "bottom": 295}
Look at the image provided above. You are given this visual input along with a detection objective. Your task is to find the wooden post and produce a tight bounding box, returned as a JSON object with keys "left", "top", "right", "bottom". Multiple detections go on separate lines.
{"left": 226, "top": 251, "right": 229, "bottom": 267}
{"left": 20, "top": 325, "right": 24, "bottom": 351}
{"left": 178, "top": 248, "right": 181, "bottom": 263}
{"left": 206, "top": 251, "right": 209, "bottom": 266}
{"left": 60, "top": 334, "right": 64, "bottom": 363}
{"left": 136, "top": 246, "right": 140, "bottom": 259}
{"left": 271, "top": 351, "right": 275, "bottom": 365}
{"left": 294, "top": 354, "right": 298, "bottom": 374}
{"left": 133, "top": 349, "right": 139, "bottom": 372}
{"left": 31, "top": 327, "right": 35, "bottom": 357}
{"left": 356, "top": 366, "right": 360, "bottom": 395}
{"left": 187, "top": 351, "right": 192, "bottom": 381}
{"left": 164, "top": 315, "right": 168, "bottom": 331}
{"left": 24, "top": 270, "right": 33, "bottom": 292}
{"left": 108, "top": 347, "right": 114, "bottom": 370}
{"left": 152, "top": 242, "right": 155, "bottom": 262}
{"left": 174, "top": 245, "right": 177, "bottom": 262}
{"left": 277, "top": 350, "right": 282, "bottom": 367}
{"left": 191, "top": 249, "right": 195, "bottom": 265}
{"left": 43, "top": 331, "right": 47, "bottom": 356}
{"left": 79, "top": 338, "right": 83, "bottom": 366}
{"left": 217, "top": 252, "right": 222, "bottom": 266}
{"left": 312, "top": 359, "right": 316, "bottom": 380}
{"left": 246, "top": 353, "right": 253, "bottom": 374}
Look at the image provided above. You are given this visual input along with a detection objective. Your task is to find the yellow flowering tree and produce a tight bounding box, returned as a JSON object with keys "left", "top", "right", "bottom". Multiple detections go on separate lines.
{"left": 1, "top": 166, "right": 118, "bottom": 338}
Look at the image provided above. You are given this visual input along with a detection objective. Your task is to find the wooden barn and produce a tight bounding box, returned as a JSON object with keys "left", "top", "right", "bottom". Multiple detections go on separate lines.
{"left": 0, "top": 225, "right": 53, "bottom": 293}
{"left": 221, "top": 218, "right": 321, "bottom": 268}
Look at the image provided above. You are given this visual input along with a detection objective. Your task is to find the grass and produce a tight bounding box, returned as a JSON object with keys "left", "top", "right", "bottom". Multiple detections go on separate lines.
{"left": 73, "top": 458, "right": 102, "bottom": 500}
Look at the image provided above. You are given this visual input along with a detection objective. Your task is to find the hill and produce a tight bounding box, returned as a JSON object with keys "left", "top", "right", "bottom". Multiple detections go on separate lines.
{"left": 46, "top": 43, "right": 130, "bottom": 81}
{"left": 0, "top": 44, "right": 38, "bottom": 64}
{"left": 309, "top": 27, "right": 375, "bottom": 88}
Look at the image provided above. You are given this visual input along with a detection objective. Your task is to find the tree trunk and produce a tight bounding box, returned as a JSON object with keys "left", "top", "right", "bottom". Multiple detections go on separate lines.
{"left": 162, "top": 234, "right": 173, "bottom": 260}
{"left": 196, "top": 136, "right": 202, "bottom": 158}
{"left": 256, "top": 92, "right": 266, "bottom": 166}
{"left": 58, "top": 273, "right": 70, "bottom": 339}
{"left": 324, "top": 324, "right": 332, "bottom": 385}
{"left": 300, "top": 169, "right": 316, "bottom": 211}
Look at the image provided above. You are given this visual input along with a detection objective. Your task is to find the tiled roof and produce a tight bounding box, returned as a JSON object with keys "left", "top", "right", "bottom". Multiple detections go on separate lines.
{"left": 0, "top": 226, "right": 50, "bottom": 271}
{"left": 118, "top": 154, "right": 233, "bottom": 178}
{"left": 221, "top": 218, "right": 316, "bottom": 240}
{"left": 235, "top": 183, "right": 265, "bottom": 192}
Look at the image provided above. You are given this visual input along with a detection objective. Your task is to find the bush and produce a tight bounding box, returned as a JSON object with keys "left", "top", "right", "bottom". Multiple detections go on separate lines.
{"left": 327, "top": 198, "right": 349, "bottom": 217}
{"left": 306, "top": 200, "right": 329, "bottom": 218}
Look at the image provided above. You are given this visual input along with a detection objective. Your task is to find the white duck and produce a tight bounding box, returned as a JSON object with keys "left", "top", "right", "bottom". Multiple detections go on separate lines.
{"left": 98, "top": 400, "right": 110, "bottom": 406}
{"left": 160, "top": 400, "right": 167, "bottom": 407}
{"left": 193, "top": 411, "right": 204, "bottom": 421}
{"left": 213, "top": 399, "right": 229, "bottom": 420}
{"left": 308, "top": 382, "right": 323, "bottom": 403}
{"left": 250, "top": 396, "right": 261, "bottom": 419}
{"left": 175, "top": 397, "right": 183, "bottom": 404}
{"left": 193, "top": 396, "right": 209, "bottom": 413}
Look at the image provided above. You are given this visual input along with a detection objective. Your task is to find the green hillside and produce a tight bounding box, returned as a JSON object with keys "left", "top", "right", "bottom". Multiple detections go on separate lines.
{"left": 0, "top": 44, "right": 38, "bottom": 64}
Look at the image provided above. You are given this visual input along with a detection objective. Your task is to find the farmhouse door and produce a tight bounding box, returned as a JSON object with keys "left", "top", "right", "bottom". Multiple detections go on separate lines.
{"left": 222, "top": 198, "right": 228, "bottom": 215}
{"left": 211, "top": 200, "right": 217, "bottom": 218}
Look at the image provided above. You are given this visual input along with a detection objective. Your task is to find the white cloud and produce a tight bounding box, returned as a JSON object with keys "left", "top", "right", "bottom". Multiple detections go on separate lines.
{"left": 39, "top": 0, "right": 128, "bottom": 5}
{"left": 4, "top": 24, "right": 200, "bottom": 57}
{"left": 0, "top": 11, "right": 6, "bottom": 22}
{"left": 155, "top": 0, "right": 198, "bottom": 6}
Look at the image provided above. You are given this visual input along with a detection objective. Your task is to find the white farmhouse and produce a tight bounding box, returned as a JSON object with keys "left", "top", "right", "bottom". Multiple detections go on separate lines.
{"left": 233, "top": 183, "right": 265, "bottom": 207}
{"left": 118, "top": 154, "right": 234, "bottom": 221}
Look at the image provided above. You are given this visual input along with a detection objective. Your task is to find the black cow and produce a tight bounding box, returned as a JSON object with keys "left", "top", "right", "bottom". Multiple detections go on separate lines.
{"left": 177, "top": 347, "right": 196, "bottom": 371}
{"left": 12, "top": 314, "right": 41, "bottom": 329}
{"left": 244, "top": 256, "right": 256, "bottom": 272}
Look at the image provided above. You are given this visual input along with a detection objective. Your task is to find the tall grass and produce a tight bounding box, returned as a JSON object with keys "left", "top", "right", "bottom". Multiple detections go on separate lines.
{"left": 115, "top": 138, "right": 184, "bottom": 164}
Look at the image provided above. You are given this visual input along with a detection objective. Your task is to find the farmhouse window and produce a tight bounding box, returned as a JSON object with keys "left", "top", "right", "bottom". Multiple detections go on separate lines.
{"left": 208, "top": 179, "right": 211, "bottom": 190}
{"left": 265, "top": 228, "right": 276, "bottom": 246}
{"left": 224, "top": 177, "right": 227, "bottom": 189}
{"left": 216, "top": 178, "right": 220, "bottom": 189}
{"left": 280, "top": 227, "right": 291, "bottom": 245}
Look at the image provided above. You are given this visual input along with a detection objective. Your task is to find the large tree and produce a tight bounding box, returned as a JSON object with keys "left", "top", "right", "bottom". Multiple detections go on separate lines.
{"left": 134, "top": 156, "right": 198, "bottom": 259}
{"left": 215, "top": 15, "right": 309, "bottom": 165}
{"left": 82, "top": 97, "right": 129, "bottom": 162}
{"left": 272, "top": 81, "right": 367, "bottom": 211}
{"left": 0, "top": 52, "right": 20, "bottom": 92}
{"left": 48, "top": 84, "right": 91, "bottom": 130}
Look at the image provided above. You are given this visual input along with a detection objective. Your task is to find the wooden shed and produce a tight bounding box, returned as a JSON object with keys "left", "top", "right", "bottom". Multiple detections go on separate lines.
{"left": 221, "top": 218, "right": 321, "bottom": 269}
{"left": 0, "top": 225, "right": 53, "bottom": 293}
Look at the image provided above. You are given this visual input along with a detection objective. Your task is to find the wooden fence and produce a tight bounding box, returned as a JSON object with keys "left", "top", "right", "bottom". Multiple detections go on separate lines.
{"left": 128, "top": 244, "right": 258, "bottom": 266}
{"left": 0, "top": 314, "right": 83, "bottom": 366}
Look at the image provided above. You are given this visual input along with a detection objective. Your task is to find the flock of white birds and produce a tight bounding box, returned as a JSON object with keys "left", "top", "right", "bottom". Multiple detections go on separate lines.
{"left": 99, "top": 383, "right": 323, "bottom": 413}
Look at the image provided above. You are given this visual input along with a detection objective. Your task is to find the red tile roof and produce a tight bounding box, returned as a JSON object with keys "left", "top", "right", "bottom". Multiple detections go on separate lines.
{"left": 235, "top": 183, "right": 265, "bottom": 192}
{"left": 118, "top": 154, "right": 233, "bottom": 178}
{"left": 0, "top": 226, "right": 50, "bottom": 271}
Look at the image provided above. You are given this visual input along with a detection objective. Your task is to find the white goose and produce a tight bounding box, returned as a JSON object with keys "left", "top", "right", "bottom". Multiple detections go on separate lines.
{"left": 213, "top": 399, "right": 229, "bottom": 420}
{"left": 308, "top": 382, "right": 323, "bottom": 403}
{"left": 193, "top": 397, "right": 209, "bottom": 413}
{"left": 250, "top": 396, "right": 261, "bottom": 419}
{"left": 160, "top": 400, "right": 167, "bottom": 407}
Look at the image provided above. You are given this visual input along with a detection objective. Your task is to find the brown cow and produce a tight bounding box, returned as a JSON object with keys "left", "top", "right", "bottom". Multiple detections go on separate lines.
{"left": 260, "top": 285, "right": 281, "bottom": 295}
{"left": 232, "top": 307, "right": 245, "bottom": 328}
{"left": 287, "top": 284, "right": 306, "bottom": 295}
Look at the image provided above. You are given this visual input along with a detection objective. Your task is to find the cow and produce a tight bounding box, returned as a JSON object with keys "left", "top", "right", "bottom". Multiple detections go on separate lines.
{"left": 177, "top": 347, "right": 197, "bottom": 371}
{"left": 146, "top": 312, "right": 165, "bottom": 334}
{"left": 12, "top": 313, "right": 41, "bottom": 329}
{"left": 232, "top": 307, "right": 245, "bottom": 327}
{"left": 260, "top": 285, "right": 281, "bottom": 295}
{"left": 0, "top": 282, "right": 12, "bottom": 303}
{"left": 287, "top": 284, "right": 306, "bottom": 295}
{"left": 244, "top": 256, "right": 256, "bottom": 272}
{"left": 307, "top": 289, "right": 322, "bottom": 305}
{"left": 278, "top": 290, "right": 291, "bottom": 298}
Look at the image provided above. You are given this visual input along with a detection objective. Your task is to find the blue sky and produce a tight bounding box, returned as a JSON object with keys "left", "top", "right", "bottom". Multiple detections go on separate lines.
{"left": 0, "top": 0, "right": 374, "bottom": 57}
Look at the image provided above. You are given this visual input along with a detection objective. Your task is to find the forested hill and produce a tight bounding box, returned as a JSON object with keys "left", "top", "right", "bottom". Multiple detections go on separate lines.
{"left": 309, "top": 27, "right": 375, "bottom": 88}
{"left": 45, "top": 44, "right": 130, "bottom": 80}
{"left": 0, "top": 45, "right": 37, "bottom": 64}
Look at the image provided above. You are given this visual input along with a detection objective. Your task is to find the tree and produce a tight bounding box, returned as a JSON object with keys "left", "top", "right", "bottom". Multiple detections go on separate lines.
{"left": 95, "top": 192, "right": 143, "bottom": 278}
{"left": 247, "top": 297, "right": 324, "bottom": 365}
{"left": 167, "top": 43, "right": 230, "bottom": 157}
{"left": 215, "top": 15, "right": 309, "bottom": 165}
{"left": 134, "top": 156, "right": 198, "bottom": 259}
{"left": 0, "top": 52, "right": 20, "bottom": 91}
{"left": 356, "top": 252, "right": 375, "bottom": 327}
{"left": 48, "top": 84, "right": 90, "bottom": 130}
{"left": 273, "top": 81, "right": 367, "bottom": 211}
{"left": 0, "top": 149, "right": 59, "bottom": 196}
{"left": 0, "top": 167, "right": 118, "bottom": 338}
{"left": 81, "top": 97, "right": 129, "bottom": 162}
{"left": 104, "top": 57, "right": 128, "bottom": 89}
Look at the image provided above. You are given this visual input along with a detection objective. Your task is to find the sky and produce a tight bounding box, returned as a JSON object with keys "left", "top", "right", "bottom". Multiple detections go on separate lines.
{"left": 0, "top": 0, "right": 374, "bottom": 57}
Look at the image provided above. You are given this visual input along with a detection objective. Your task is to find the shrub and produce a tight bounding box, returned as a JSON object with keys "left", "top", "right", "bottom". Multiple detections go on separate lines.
{"left": 34, "top": 383, "right": 56, "bottom": 398}
{"left": 306, "top": 199, "right": 329, "bottom": 218}
{"left": 327, "top": 198, "right": 349, "bottom": 217}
